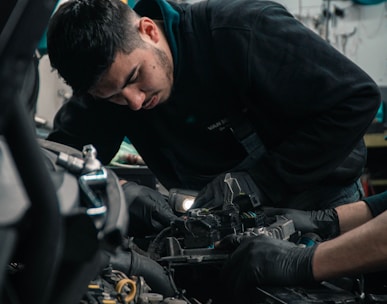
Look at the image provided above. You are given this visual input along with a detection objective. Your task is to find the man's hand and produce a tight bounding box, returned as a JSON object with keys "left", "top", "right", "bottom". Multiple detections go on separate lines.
{"left": 192, "top": 172, "right": 265, "bottom": 209}
{"left": 122, "top": 182, "right": 178, "bottom": 237}
{"left": 263, "top": 207, "right": 340, "bottom": 240}
{"left": 216, "top": 234, "right": 317, "bottom": 303}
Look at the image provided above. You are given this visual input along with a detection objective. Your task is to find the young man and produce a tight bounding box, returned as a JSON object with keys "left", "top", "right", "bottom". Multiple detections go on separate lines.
{"left": 217, "top": 191, "right": 387, "bottom": 303}
{"left": 46, "top": 0, "right": 381, "bottom": 212}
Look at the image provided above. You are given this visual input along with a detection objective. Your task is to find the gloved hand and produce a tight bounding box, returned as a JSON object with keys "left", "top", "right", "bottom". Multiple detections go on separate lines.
{"left": 122, "top": 182, "right": 178, "bottom": 237}
{"left": 192, "top": 172, "right": 266, "bottom": 210}
{"left": 216, "top": 234, "right": 317, "bottom": 303}
{"left": 263, "top": 207, "right": 340, "bottom": 240}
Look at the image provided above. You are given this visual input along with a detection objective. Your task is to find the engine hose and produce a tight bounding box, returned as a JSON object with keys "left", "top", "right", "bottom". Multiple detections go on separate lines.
{"left": 109, "top": 249, "right": 176, "bottom": 297}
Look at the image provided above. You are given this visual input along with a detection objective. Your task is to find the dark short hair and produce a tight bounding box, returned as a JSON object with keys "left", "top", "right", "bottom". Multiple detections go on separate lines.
{"left": 47, "top": 0, "right": 142, "bottom": 94}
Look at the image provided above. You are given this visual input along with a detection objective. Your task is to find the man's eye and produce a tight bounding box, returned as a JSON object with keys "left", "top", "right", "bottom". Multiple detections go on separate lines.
{"left": 128, "top": 73, "right": 138, "bottom": 84}
{"left": 129, "top": 70, "right": 141, "bottom": 84}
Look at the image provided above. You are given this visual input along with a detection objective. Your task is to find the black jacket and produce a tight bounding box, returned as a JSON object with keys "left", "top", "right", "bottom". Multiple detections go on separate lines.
{"left": 48, "top": 0, "right": 381, "bottom": 206}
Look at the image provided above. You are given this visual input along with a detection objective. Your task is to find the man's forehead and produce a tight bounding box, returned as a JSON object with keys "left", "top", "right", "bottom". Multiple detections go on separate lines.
{"left": 88, "top": 71, "right": 123, "bottom": 98}
{"left": 88, "top": 52, "right": 128, "bottom": 95}
{"left": 88, "top": 72, "right": 114, "bottom": 96}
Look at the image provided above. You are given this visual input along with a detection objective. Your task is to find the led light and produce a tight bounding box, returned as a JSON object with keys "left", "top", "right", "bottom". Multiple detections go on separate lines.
{"left": 182, "top": 197, "right": 195, "bottom": 212}
{"left": 169, "top": 188, "right": 199, "bottom": 214}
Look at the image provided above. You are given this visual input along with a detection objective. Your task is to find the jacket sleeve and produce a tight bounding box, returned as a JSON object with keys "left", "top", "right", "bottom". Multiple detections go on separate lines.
{"left": 249, "top": 4, "right": 381, "bottom": 203}
{"left": 363, "top": 191, "right": 387, "bottom": 217}
{"left": 213, "top": 2, "right": 381, "bottom": 204}
{"left": 47, "top": 94, "right": 125, "bottom": 165}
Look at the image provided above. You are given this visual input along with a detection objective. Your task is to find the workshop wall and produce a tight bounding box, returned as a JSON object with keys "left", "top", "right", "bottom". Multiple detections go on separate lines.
{"left": 276, "top": 0, "right": 387, "bottom": 88}
{"left": 35, "top": 0, "right": 387, "bottom": 128}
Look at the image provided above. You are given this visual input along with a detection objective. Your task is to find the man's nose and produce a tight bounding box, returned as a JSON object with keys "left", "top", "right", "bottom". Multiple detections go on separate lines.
{"left": 121, "top": 87, "right": 146, "bottom": 111}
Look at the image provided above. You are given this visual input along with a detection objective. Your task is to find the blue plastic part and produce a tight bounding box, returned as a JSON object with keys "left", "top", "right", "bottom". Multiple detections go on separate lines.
{"left": 352, "top": 0, "right": 386, "bottom": 5}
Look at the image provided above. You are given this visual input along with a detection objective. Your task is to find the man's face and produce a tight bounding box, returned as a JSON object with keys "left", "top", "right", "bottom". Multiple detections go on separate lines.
{"left": 89, "top": 45, "right": 173, "bottom": 110}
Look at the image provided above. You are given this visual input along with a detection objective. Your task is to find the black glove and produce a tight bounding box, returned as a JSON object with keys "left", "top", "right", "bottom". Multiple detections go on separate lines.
{"left": 217, "top": 234, "right": 317, "bottom": 303}
{"left": 263, "top": 207, "right": 340, "bottom": 240}
{"left": 122, "top": 182, "right": 178, "bottom": 237}
{"left": 192, "top": 172, "right": 266, "bottom": 210}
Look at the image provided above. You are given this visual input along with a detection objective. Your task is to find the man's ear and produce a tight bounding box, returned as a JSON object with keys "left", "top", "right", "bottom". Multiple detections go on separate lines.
{"left": 138, "top": 17, "right": 160, "bottom": 43}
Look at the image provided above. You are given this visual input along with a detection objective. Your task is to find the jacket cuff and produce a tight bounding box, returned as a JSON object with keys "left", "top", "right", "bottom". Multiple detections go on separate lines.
{"left": 363, "top": 191, "right": 387, "bottom": 217}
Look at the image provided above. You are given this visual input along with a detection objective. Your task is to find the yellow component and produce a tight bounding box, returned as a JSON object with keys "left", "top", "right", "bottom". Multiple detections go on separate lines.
{"left": 88, "top": 284, "right": 101, "bottom": 289}
{"left": 102, "top": 300, "right": 117, "bottom": 304}
{"left": 115, "top": 278, "right": 137, "bottom": 303}
{"left": 121, "top": 0, "right": 128, "bottom": 3}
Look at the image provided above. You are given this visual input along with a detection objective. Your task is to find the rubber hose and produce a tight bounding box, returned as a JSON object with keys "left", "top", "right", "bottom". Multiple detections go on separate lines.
{"left": 109, "top": 249, "right": 176, "bottom": 297}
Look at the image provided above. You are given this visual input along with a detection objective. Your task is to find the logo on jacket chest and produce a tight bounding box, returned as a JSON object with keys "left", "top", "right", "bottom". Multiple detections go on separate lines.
{"left": 207, "top": 117, "right": 230, "bottom": 132}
